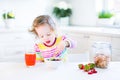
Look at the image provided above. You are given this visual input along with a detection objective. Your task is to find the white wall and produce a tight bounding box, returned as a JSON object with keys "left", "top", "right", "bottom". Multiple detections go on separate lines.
{"left": 67, "top": 0, "right": 97, "bottom": 26}
{"left": 0, "top": 0, "right": 97, "bottom": 28}
{"left": 0, "top": 0, "right": 57, "bottom": 28}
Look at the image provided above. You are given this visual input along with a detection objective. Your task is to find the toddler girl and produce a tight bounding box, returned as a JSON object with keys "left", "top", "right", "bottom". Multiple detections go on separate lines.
{"left": 30, "top": 15, "right": 74, "bottom": 62}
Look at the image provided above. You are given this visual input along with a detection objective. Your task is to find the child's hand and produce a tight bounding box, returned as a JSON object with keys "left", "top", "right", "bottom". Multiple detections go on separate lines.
{"left": 53, "top": 41, "right": 66, "bottom": 57}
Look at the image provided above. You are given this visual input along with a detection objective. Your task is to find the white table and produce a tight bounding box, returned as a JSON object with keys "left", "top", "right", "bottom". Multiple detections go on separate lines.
{"left": 0, "top": 62, "right": 120, "bottom": 80}
{"left": 0, "top": 53, "right": 90, "bottom": 62}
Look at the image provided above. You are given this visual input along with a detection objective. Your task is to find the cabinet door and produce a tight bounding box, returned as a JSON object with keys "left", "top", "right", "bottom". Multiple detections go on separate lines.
{"left": 0, "top": 48, "right": 4, "bottom": 58}
{"left": 89, "top": 35, "right": 112, "bottom": 44}
{"left": 112, "top": 49, "right": 120, "bottom": 61}
{"left": 111, "top": 37, "right": 120, "bottom": 61}
{"left": 63, "top": 31, "right": 90, "bottom": 54}
{"left": 89, "top": 35, "right": 112, "bottom": 61}
{"left": 0, "top": 45, "right": 25, "bottom": 62}
{"left": 3, "top": 45, "right": 25, "bottom": 57}
{"left": 89, "top": 35, "right": 112, "bottom": 52}
{"left": 0, "top": 32, "right": 35, "bottom": 60}
{"left": 112, "top": 37, "right": 120, "bottom": 50}
{"left": 0, "top": 32, "right": 34, "bottom": 45}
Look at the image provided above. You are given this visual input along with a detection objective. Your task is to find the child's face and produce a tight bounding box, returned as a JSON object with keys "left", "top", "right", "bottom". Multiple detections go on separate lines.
{"left": 35, "top": 24, "right": 56, "bottom": 46}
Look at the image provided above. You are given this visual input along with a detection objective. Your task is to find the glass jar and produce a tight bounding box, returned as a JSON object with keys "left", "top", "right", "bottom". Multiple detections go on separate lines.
{"left": 92, "top": 42, "right": 112, "bottom": 68}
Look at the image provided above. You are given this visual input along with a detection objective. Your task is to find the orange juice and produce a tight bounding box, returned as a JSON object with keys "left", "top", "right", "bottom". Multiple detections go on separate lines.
{"left": 25, "top": 53, "right": 36, "bottom": 66}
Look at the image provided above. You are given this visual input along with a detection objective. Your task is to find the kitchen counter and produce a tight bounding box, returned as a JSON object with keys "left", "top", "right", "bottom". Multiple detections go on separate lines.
{"left": 59, "top": 26, "right": 120, "bottom": 37}
{"left": 0, "top": 28, "right": 29, "bottom": 33}
{"left": 0, "top": 62, "right": 120, "bottom": 80}
{"left": 0, "top": 26, "right": 120, "bottom": 37}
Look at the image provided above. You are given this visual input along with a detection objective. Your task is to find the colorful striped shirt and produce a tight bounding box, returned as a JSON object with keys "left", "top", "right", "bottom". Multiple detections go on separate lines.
{"left": 35, "top": 36, "right": 73, "bottom": 61}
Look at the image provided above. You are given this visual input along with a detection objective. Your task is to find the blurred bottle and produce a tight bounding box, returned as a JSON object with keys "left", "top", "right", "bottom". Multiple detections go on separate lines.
{"left": 91, "top": 42, "right": 112, "bottom": 68}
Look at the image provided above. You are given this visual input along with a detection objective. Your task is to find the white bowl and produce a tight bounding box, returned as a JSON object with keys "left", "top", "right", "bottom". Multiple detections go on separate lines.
{"left": 44, "top": 58, "right": 63, "bottom": 69}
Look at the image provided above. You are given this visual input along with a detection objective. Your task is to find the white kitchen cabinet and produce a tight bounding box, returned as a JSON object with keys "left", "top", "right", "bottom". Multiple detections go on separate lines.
{"left": 89, "top": 35, "right": 112, "bottom": 61}
{"left": 60, "top": 28, "right": 120, "bottom": 61}
{"left": 61, "top": 30, "right": 90, "bottom": 54}
{"left": 111, "top": 37, "right": 120, "bottom": 61}
{"left": 111, "top": 37, "right": 120, "bottom": 50}
{"left": 88, "top": 35, "right": 120, "bottom": 61}
{"left": 0, "top": 48, "right": 4, "bottom": 58}
{"left": 0, "top": 30, "right": 35, "bottom": 61}
{"left": 89, "top": 35, "right": 112, "bottom": 44}
{"left": 112, "top": 49, "right": 120, "bottom": 61}
{"left": 61, "top": 27, "right": 120, "bottom": 61}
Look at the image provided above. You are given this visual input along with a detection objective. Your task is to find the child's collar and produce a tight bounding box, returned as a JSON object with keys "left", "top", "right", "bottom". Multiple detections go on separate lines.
{"left": 43, "top": 37, "right": 57, "bottom": 47}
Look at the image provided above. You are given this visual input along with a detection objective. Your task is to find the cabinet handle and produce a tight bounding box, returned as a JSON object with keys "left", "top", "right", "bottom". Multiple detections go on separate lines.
{"left": 84, "top": 35, "right": 90, "bottom": 38}
{"left": 14, "top": 51, "right": 24, "bottom": 55}
{"left": 15, "top": 37, "right": 22, "bottom": 39}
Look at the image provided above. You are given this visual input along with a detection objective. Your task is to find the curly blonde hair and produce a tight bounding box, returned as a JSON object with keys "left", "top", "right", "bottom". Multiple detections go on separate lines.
{"left": 30, "top": 15, "right": 56, "bottom": 36}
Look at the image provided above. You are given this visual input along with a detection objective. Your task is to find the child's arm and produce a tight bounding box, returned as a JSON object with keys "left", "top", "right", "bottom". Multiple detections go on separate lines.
{"left": 62, "top": 35, "right": 75, "bottom": 48}
{"left": 54, "top": 35, "right": 75, "bottom": 57}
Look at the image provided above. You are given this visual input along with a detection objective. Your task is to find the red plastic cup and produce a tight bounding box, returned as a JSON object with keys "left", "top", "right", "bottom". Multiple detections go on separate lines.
{"left": 25, "top": 53, "right": 36, "bottom": 67}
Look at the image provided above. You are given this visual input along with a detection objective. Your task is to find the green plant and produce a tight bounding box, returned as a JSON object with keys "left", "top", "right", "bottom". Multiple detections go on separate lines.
{"left": 53, "top": 1, "right": 72, "bottom": 18}
{"left": 2, "top": 11, "right": 15, "bottom": 19}
{"left": 98, "top": 11, "right": 113, "bottom": 18}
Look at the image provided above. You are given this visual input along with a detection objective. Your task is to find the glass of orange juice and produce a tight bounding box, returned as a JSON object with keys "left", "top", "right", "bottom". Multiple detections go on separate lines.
{"left": 25, "top": 51, "right": 36, "bottom": 67}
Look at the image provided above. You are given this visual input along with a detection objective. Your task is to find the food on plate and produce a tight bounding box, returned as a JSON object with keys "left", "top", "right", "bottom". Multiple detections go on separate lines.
{"left": 45, "top": 57, "right": 62, "bottom": 69}
{"left": 47, "top": 58, "right": 61, "bottom": 61}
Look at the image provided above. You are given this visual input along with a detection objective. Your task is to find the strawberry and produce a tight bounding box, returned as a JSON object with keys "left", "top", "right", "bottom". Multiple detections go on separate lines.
{"left": 78, "top": 63, "right": 97, "bottom": 75}
{"left": 91, "top": 69, "right": 97, "bottom": 73}
{"left": 84, "top": 64, "right": 90, "bottom": 72}
{"left": 94, "top": 71, "right": 97, "bottom": 73}
{"left": 88, "top": 70, "right": 93, "bottom": 74}
{"left": 78, "top": 64, "right": 84, "bottom": 69}
{"left": 88, "top": 63, "right": 95, "bottom": 69}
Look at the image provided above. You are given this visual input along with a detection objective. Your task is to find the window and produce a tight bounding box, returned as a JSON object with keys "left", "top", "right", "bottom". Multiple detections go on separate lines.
{"left": 96, "top": 0, "right": 120, "bottom": 26}
{"left": 96, "top": 0, "right": 114, "bottom": 13}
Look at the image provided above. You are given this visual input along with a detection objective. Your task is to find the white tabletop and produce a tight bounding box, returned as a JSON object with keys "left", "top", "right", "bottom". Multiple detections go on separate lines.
{"left": 0, "top": 62, "right": 120, "bottom": 80}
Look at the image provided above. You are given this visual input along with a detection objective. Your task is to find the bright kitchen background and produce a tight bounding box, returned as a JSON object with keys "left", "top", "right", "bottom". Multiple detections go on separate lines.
{"left": 0, "top": 0, "right": 120, "bottom": 27}
{"left": 0, "top": 0, "right": 120, "bottom": 62}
